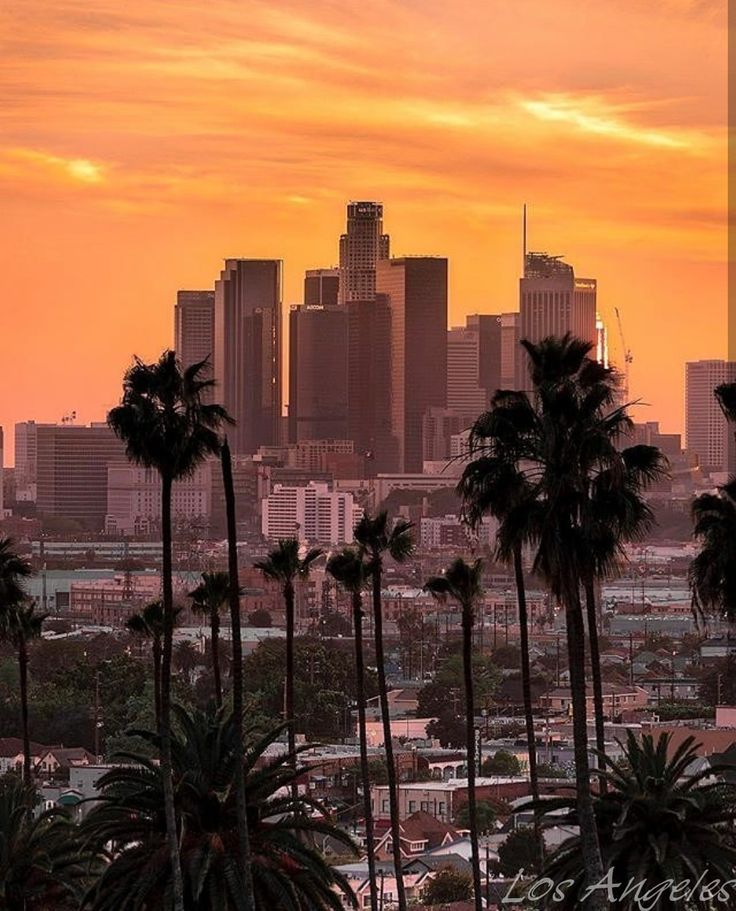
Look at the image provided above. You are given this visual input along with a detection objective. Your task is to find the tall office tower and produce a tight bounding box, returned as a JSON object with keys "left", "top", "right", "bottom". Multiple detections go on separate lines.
{"left": 517, "top": 252, "right": 597, "bottom": 387}
{"left": 15, "top": 421, "right": 39, "bottom": 501}
{"left": 446, "top": 327, "right": 487, "bottom": 420}
{"left": 500, "top": 312, "right": 519, "bottom": 388}
{"left": 596, "top": 316, "right": 609, "bottom": 368}
{"left": 338, "top": 201, "right": 390, "bottom": 305}
{"left": 35, "top": 423, "right": 125, "bottom": 529}
{"left": 466, "top": 313, "right": 503, "bottom": 402}
{"left": 214, "top": 259, "right": 282, "bottom": 454}
{"left": 376, "top": 256, "right": 448, "bottom": 473}
{"left": 304, "top": 268, "right": 339, "bottom": 307}
{"left": 346, "top": 298, "right": 396, "bottom": 474}
{"left": 288, "top": 304, "right": 348, "bottom": 441}
{"left": 174, "top": 290, "right": 215, "bottom": 370}
{"left": 686, "top": 360, "right": 736, "bottom": 476}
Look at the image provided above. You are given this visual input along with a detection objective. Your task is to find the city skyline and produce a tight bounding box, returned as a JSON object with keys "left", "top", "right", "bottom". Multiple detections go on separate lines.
{"left": 0, "top": 0, "right": 726, "bottom": 459}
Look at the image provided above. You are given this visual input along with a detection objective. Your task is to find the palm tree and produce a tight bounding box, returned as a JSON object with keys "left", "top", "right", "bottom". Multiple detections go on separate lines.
{"left": 82, "top": 706, "right": 356, "bottom": 911}
{"left": 353, "top": 510, "right": 414, "bottom": 911}
{"left": 690, "top": 479, "right": 736, "bottom": 626}
{"left": 424, "top": 558, "right": 484, "bottom": 911}
{"left": 254, "top": 538, "right": 323, "bottom": 808}
{"left": 0, "top": 776, "right": 91, "bottom": 910}
{"left": 187, "top": 571, "right": 230, "bottom": 706}
{"left": 582, "top": 444, "right": 667, "bottom": 778}
{"left": 125, "top": 600, "right": 175, "bottom": 727}
{"left": 326, "top": 547, "right": 378, "bottom": 911}
{"left": 0, "top": 602, "right": 45, "bottom": 788}
{"left": 221, "top": 439, "right": 255, "bottom": 910}
{"left": 461, "top": 335, "right": 651, "bottom": 908}
{"left": 0, "top": 537, "right": 33, "bottom": 609}
{"left": 108, "top": 350, "right": 230, "bottom": 911}
{"left": 716, "top": 381, "right": 736, "bottom": 424}
{"left": 458, "top": 428, "right": 544, "bottom": 856}
{"left": 538, "top": 731, "right": 736, "bottom": 909}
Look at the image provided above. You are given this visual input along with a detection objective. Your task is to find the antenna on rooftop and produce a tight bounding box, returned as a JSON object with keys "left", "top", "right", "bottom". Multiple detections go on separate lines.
{"left": 522, "top": 204, "right": 527, "bottom": 276}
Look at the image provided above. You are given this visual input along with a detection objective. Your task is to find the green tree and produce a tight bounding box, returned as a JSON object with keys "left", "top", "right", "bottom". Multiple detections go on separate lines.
{"left": 497, "top": 826, "right": 543, "bottom": 878}
{"left": 421, "top": 866, "right": 473, "bottom": 905}
{"left": 247, "top": 608, "right": 272, "bottom": 628}
{"left": 82, "top": 707, "right": 356, "bottom": 911}
{"left": 187, "top": 571, "right": 229, "bottom": 706}
{"left": 426, "top": 710, "right": 466, "bottom": 749}
{"left": 425, "top": 558, "right": 484, "bottom": 911}
{"left": 541, "top": 732, "right": 736, "bottom": 908}
{"left": 108, "top": 350, "right": 230, "bottom": 911}
{"left": 327, "top": 547, "right": 378, "bottom": 911}
{"left": 254, "top": 538, "right": 323, "bottom": 808}
{"left": 455, "top": 798, "right": 497, "bottom": 835}
{"left": 482, "top": 750, "right": 521, "bottom": 777}
{"left": 354, "top": 510, "right": 414, "bottom": 911}
{"left": 0, "top": 775, "right": 91, "bottom": 910}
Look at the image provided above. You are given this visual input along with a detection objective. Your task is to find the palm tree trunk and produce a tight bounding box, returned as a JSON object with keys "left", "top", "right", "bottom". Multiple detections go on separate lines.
{"left": 222, "top": 441, "right": 256, "bottom": 911}
{"left": 159, "top": 473, "right": 185, "bottom": 911}
{"left": 211, "top": 610, "right": 222, "bottom": 708}
{"left": 353, "top": 590, "right": 379, "bottom": 911}
{"left": 461, "top": 604, "right": 483, "bottom": 911}
{"left": 18, "top": 637, "right": 31, "bottom": 789}
{"left": 563, "top": 578, "right": 606, "bottom": 910}
{"left": 584, "top": 575, "right": 606, "bottom": 792}
{"left": 371, "top": 562, "right": 407, "bottom": 911}
{"left": 514, "top": 545, "right": 543, "bottom": 860}
{"left": 152, "top": 636, "right": 162, "bottom": 730}
{"left": 285, "top": 580, "right": 299, "bottom": 809}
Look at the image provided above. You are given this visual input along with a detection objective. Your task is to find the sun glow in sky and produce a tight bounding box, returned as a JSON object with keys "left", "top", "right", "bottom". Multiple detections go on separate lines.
{"left": 0, "top": 0, "right": 726, "bottom": 457}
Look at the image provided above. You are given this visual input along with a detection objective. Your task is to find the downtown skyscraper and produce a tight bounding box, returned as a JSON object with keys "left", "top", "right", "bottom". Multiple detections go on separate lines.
{"left": 686, "top": 359, "right": 736, "bottom": 476}
{"left": 376, "top": 256, "right": 448, "bottom": 473}
{"left": 214, "top": 259, "right": 282, "bottom": 454}
{"left": 174, "top": 290, "right": 215, "bottom": 370}
{"left": 517, "top": 252, "right": 597, "bottom": 387}
{"left": 338, "top": 201, "right": 390, "bottom": 305}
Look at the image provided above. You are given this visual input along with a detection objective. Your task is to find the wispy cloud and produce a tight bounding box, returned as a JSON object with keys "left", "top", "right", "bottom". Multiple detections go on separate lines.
{"left": 5, "top": 148, "right": 107, "bottom": 183}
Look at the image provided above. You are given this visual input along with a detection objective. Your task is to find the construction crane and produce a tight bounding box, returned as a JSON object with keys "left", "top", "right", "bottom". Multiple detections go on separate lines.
{"left": 614, "top": 307, "right": 633, "bottom": 401}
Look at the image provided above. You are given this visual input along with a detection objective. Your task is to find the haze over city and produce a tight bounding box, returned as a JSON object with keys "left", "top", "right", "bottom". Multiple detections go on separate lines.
{"left": 0, "top": 0, "right": 727, "bottom": 455}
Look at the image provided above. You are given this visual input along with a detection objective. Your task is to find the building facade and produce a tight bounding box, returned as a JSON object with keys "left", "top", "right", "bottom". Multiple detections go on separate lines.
{"left": 261, "top": 481, "right": 360, "bottom": 545}
{"left": 376, "top": 257, "right": 448, "bottom": 473}
{"left": 685, "top": 360, "right": 736, "bottom": 476}
{"left": 214, "top": 259, "right": 282, "bottom": 454}
{"left": 174, "top": 290, "right": 215, "bottom": 372}
{"left": 288, "top": 304, "right": 348, "bottom": 442}
{"left": 35, "top": 424, "right": 125, "bottom": 529}
{"left": 304, "top": 268, "right": 339, "bottom": 307}
{"left": 338, "top": 201, "right": 390, "bottom": 305}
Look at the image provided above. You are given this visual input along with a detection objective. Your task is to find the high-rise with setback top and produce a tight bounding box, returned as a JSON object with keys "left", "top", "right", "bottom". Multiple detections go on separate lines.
{"left": 338, "top": 202, "right": 390, "bottom": 305}
{"left": 214, "top": 259, "right": 282, "bottom": 454}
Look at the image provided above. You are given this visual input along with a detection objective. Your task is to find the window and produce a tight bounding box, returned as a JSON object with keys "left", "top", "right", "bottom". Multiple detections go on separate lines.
{"left": 408, "top": 801, "right": 416, "bottom": 813}
{"left": 382, "top": 800, "right": 389, "bottom": 813}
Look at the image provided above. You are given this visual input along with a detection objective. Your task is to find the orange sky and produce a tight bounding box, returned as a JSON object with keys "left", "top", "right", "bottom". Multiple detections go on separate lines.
{"left": 0, "top": 0, "right": 727, "bottom": 462}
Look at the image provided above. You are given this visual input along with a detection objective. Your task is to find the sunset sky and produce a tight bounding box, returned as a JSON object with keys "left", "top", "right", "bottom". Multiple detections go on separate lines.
{"left": 0, "top": 0, "right": 726, "bottom": 461}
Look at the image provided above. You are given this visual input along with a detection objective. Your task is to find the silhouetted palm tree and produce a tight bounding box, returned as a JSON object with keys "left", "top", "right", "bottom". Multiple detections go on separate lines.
{"left": 691, "top": 480, "right": 736, "bottom": 627}
{"left": 538, "top": 731, "right": 736, "bottom": 909}
{"left": 458, "top": 420, "right": 543, "bottom": 855}
{"left": 126, "top": 600, "right": 176, "bottom": 727}
{"left": 254, "top": 538, "right": 323, "bottom": 808}
{"left": 221, "top": 439, "right": 255, "bottom": 909}
{"left": 0, "top": 537, "right": 33, "bottom": 609}
{"left": 82, "top": 706, "right": 355, "bottom": 911}
{"left": 0, "top": 601, "right": 45, "bottom": 788}
{"left": 353, "top": 510, "right": 413, "bottom": 911}
{"left": 716, "top": 382, "right": 736, "bottom": 424}
{"left": 425, "top": 558, "right": 484, "bottom": 911}
{"left": 326, "top": 547, "right": 378, "bottom": 911}
{"left": 0, "top": 776, "right": 91, "bottom": 910}
{"left": 582, "top": 444, "right": 667, "bottom": 776}
{"left": 108, "top": 350, "right": 230, "bottom": 911}
{"left": 188, "top": 571, "right": 230, "bottom": 706}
